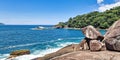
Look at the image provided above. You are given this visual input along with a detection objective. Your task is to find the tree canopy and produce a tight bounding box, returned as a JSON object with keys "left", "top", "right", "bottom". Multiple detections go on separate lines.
{"left": 57, "top": 6, "right": 120, "bottom": 29}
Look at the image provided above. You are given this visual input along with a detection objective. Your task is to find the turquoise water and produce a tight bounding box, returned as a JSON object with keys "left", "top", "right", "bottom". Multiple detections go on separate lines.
{"left": 0, "top": 25, "right": 106, "bottom": 60}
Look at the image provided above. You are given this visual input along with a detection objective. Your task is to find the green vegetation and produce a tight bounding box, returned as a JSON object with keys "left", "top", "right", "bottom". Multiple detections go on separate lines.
{"left": 57, "top": 22, "right": 66, "bottom": 28}
{"left": 57, "top": 6, "right": 120, "bottom": 29}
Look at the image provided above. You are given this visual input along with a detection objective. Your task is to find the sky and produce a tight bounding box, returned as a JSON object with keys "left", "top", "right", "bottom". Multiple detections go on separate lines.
{"left": 0, "top": 0, "right": 120, "bottom": 25}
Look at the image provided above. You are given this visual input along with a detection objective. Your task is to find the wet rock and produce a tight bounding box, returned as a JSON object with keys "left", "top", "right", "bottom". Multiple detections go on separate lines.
{"left": 104, "top": 20, "right": 120, "bottom": 51}
{"left": 8, "top": 49, "right": 30, "bottom": 59}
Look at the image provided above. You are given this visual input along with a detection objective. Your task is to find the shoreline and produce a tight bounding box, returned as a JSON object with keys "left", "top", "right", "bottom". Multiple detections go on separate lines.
{"left": 0, "top": 41, "right": 79, "bottom": 60}
{"left": 32, "top": 20, "right": 120, "bottom": 60}
{"left": 0, "top": 22, "right": 117, "bottom": 60}
{"left": 63, "top": 27, "right": 107, "bottom": 30}
{"left": 64, "top": 28, "right": 81, "bottom": 30}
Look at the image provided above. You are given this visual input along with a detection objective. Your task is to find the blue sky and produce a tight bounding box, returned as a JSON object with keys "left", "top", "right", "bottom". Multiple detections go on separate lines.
{"left": 0, "top": 0, "right": 119, "bottom": 25}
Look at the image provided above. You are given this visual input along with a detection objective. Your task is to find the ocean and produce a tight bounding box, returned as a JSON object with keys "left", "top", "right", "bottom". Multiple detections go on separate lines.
{"left": 0, "top": 25, "right": 106, "bottom": 60}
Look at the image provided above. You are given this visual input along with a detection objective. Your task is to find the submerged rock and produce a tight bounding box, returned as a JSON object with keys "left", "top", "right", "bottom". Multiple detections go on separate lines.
{"left": 104, "top": 20, "right": 120, "bottom": 51}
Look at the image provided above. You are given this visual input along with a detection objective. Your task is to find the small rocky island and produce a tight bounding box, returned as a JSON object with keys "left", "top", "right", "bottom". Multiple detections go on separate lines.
{"left": 0, "top": 23, "right": 4, "bottom": 25}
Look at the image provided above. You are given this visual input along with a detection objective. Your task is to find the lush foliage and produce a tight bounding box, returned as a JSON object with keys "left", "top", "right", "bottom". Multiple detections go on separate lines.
{"left": 57, "top": 6, "right": 120, "bottom": 29}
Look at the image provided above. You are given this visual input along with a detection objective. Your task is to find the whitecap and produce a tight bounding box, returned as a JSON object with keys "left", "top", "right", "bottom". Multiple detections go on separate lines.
{"left": 56, "top": 42, "right": 78, "bottom": 47}
{"left": 14, "top": 42, "right": 79, "bottom": 60}
{"left": 0, "top": 38, "right": 80, "bottom": 60}
{"left": 1, "top": 42, "right": 41, "bottom": 50}
{"left": 58, "top": 38, "right": 63, "bottom": 40}
{"left": 0, "top": 54, "right": 9, "bottom": 60}
{"left": 0, "top": 47, "right": 61, "bottom": 60}
{"left": 14, "top": 48, "right": 61, "bottom": 60}
{"left": 62, "top": 37, "right": 84, "bottom": 40}
{"left": 0, "top": 38, "right": 65, "bottom": 50}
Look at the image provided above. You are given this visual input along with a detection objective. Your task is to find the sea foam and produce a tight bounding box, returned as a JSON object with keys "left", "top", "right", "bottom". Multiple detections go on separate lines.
{"left": 0, "top": 54, "right": 9, "bottom": 60}
{"left": 14, "top": 48, "right": 61, "bottom": 60}
{"left": 0, "top": 37, "right": 81, "bottom": 60}
{"left": 14, "top": 41, "right": 78, "bottom": 60}
{"left": 0, "top": 41, "right": 78, "bottom": 60}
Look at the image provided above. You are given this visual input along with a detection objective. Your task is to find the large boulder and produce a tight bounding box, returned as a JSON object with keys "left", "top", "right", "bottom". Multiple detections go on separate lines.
{"left": 90, "top": 40, "right": 102, "bottom": 51}
{"left": 81, "top": 25, "right": 104, "bottom": 51}
{"left": 104, "top": 20, "right": 120, "bottom": 51}
{"left": 81, "top": 25, "right": 104, "bottom": 40}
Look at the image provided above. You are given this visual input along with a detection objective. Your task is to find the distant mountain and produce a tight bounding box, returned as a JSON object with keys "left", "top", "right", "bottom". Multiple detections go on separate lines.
{"left": 56, "top": 6, "right": 120, "bottom": 29}
{"left": 0, "top": 23, "right": 4, "bottom": 25}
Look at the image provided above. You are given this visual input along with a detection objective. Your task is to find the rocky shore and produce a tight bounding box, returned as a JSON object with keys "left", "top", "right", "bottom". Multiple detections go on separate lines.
{"left": 8, "top": 20, "right": 120, "bottom": 60}
{"left": 51, "top": 51, "right": 120, "bottom": 60}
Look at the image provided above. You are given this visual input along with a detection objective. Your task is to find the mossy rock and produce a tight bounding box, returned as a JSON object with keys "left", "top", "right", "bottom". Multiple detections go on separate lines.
{"left": 10, "top": 49, "right": 30, "bottom": 56}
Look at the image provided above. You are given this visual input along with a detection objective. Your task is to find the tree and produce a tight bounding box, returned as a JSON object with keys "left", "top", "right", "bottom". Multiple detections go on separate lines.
{"left": 56, "top": 6, "right": 120, "bottom": 29}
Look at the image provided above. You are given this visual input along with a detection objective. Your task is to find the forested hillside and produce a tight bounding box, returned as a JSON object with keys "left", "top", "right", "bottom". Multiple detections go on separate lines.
{"left": 57, "top": 6, "right": 120, "bottom": 29}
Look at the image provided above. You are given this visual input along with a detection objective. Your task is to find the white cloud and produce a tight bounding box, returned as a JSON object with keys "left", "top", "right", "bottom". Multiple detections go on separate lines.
{"left": 97, "top": 0, "right": 104, "bottom": 4}
{"left": 98, "top": 2, "right": 120, "bottom": 12}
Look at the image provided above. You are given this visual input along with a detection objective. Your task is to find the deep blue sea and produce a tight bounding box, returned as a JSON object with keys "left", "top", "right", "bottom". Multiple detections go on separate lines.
{"left": 0, "top": 25, "right": 106, "bottom": 60}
